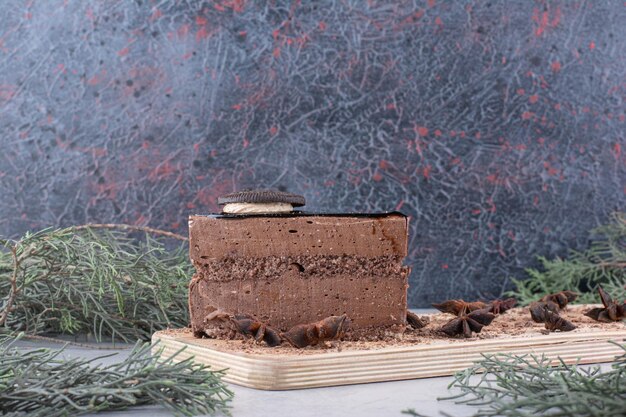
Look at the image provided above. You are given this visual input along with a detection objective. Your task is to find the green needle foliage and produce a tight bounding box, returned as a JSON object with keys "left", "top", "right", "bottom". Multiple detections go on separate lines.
{"left": 424, "top": 343, "right": 626, "bottom": 417}
{"left": 508, "top": 212, "right": 626, "bottom": 305}
{"left": 0, "top": 225, "right": 192, "bottom": 342}
{"left": 402, "top": 343, "right": 626, "bottom": 417}
{"left": 0, "top": 335, "right": 233, "bottom": 416}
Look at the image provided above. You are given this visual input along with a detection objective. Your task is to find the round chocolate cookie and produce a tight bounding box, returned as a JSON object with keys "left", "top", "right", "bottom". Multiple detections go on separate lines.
{"left": 217, "top": 190, "right": 306, "bottom": 207}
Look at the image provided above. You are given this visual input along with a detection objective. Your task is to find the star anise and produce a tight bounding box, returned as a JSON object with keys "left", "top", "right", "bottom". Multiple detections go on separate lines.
{"left": 529, "top": 301, "right": 576, "bottom": 332}
{"left": 406, "top": 311, "right": 429, "bottom": 329}
{"left": 584, "top": 287, "right": 626, "bottom": 322}
{"left": 542, "top": 309, "right": 576, "bottom": 332}
{"left": 441, "top": 308, "right": 495, "bottom": 338}
{"left": 205, "top": 310, "right": 282, "bottom": 346}
{"left": 541, "top": 290, "right": 578, "bottom": 309}
{"left": 432, "top": 299, "right": 486, "bottom": 315}
{"left": 206, "top": 311, "right": 352, "bottom": 348}
{"left": 529, "top": 301, "right": 559, "bottom": 323}
{"left": 283, "top": 314, "right": 350, "bottom": 348}
{"left": 485, "top": 298, "right": 517, "bottom": 315}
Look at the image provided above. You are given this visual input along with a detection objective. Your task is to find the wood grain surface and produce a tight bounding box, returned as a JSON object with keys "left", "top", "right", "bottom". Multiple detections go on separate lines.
{"left": 152, "top": 327, "right": 626, "bottom": 390}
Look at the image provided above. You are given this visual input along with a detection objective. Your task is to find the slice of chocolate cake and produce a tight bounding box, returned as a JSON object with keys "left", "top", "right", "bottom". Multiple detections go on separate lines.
{"left": 188, "top": 191, "right": 410, "bottom": 341}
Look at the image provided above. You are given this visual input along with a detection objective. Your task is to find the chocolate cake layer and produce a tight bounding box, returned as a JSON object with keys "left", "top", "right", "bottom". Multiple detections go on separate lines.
{"left": 188, "top": 213, "right": 409, "bottom": 339}
{"left": 189, "top": 213, "right": 408, "bottom": 260}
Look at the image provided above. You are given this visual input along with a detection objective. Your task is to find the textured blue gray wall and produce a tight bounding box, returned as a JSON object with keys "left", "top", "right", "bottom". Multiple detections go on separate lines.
{"left": 1, "top": 1, "right": 624, "bottom": 306}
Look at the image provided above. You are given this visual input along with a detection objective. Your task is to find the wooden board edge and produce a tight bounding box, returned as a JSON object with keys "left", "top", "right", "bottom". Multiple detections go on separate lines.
{"left": 151, "top": 330, "right": 626, "bottom": 390}
{"left": 153, "top": 329, "right": 626, "bottom": 363}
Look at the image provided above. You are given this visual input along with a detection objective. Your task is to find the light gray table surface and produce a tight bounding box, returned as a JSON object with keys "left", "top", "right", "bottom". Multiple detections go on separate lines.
{"left": 13, "top": 309, "right": 613, "bottom": 417}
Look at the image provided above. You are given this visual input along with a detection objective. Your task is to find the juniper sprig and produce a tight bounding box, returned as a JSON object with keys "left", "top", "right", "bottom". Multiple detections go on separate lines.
{"left": 403, "top": 342, "right": 626, "bottom": 417}
{"left": 509, "top": 212, "right": 626, "bottom": 305}
{"left": 0, "top": 334, "right": 233, "bottom": 416}
{"left": 0, "top": 225, "right": 192, "bottom": 342}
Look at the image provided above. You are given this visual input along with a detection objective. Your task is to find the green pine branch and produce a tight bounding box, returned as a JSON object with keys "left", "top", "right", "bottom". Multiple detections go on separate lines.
{"left": 0, "top": 226, "right": 233, "bottom": 416}
{"left": 0, "top": 225, "right": 192, "bottom": 342}
{"left": 508, "top": 212, "right": 626, "bottom": 305}
{"left": 0, "top": 334, "right": 233, "bottom": 416}
{"left": 403, "top": 343, "right": 626, "bottom": 416}
{"left": 436, "top": 342, "right": 626, "bottom": 416}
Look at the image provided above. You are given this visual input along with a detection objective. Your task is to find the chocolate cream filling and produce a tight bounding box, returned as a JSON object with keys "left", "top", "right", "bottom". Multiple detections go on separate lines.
{"left": 190, "top": 255, "right": 409, "bottom": 340}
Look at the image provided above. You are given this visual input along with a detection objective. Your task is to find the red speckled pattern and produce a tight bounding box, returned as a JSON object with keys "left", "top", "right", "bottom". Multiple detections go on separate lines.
{"left": 0, "top": 1, "right": 624, "bottom": 306}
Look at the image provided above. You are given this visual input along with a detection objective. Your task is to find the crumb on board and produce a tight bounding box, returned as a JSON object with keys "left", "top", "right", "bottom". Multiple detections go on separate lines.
{"left": 156, "top": 305, "right": 625, "bottom": 357}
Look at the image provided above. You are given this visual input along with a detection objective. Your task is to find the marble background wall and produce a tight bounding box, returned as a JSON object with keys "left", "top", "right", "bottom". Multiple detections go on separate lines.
{"left": 1, "top": 0, "right": 624, "bottom": 306}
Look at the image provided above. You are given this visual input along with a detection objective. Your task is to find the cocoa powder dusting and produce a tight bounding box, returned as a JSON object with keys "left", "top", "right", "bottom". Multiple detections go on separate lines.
{"left": 159, "top": 305, "right": 625, "bottom": 357}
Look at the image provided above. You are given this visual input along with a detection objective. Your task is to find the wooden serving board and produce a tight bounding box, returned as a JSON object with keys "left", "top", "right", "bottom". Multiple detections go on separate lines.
{"left": 152, "top": 327, "right": 626, "bottom": 390}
